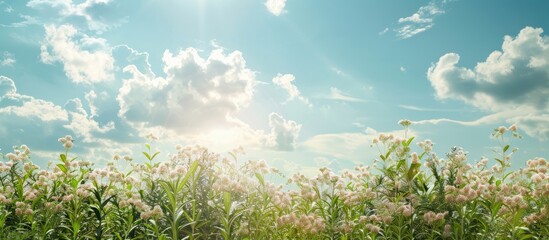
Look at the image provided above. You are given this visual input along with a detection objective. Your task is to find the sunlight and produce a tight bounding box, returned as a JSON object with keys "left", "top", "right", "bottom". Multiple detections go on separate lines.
{"left": 197, "top": 127, "right": 244, "bottom": 152}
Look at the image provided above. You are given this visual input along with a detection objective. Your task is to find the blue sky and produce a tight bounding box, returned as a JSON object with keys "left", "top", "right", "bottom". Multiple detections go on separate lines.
{"left": 1, "top": 0, "right": 549, "bottom": 175}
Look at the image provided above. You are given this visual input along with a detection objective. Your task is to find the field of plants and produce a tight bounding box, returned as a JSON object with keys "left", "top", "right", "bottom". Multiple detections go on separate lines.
{"left": 0, "top": 123, "right": 548, "bottom": 239}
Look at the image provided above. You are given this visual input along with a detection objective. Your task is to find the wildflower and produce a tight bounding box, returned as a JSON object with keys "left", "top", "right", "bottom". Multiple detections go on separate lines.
{"left": 338, "top": 222, "right": 355, "bottom": 234}
{"left": 399, "top": 204, "right": 414, "bottom": 217}
{"left": 62, "top": 194, "right": 74, "bottom": 202}
{"left": 123, "top": 155, "right": 132, "bottom": 161}
{"left": 365, "top": 224, "right": 381, "bottom": 234}
{"left": 0, "top": 194, "right": 11, "bottom": 204}
{"left": 476, "top": 157, "right": 489, "bottom": 168}
{"left": 411, "top": 152, "right": 420, "bottom": 164}
{"left": 497, "top": 126, "right": 507, "bottom": 134}
{"left": 236, "top": 222, "right": 250, "bottom": 236}
{"left": 423, "top": 211, "right": 448, "bottom": 225}
{"left": 5, "top": 152, "right": 18, "bottom": 161}
{"left": 509, "top": 124, "right": 518, "bottom": 132}
{"left": 146, "top": 133, "right": 158, "bottom": 141}
{"left": 64, "top": 140, "right": 73, "bottom": 149}
{"left": 20, "top": 145, "right": 30, "bottom": 155}
{"left": 113, "top": 154, "right": 121, "bottom": 161}
{"left": 417, "top": 139, "right": 433, "bottom": 152}
{"left": 249, "top": 160, "right": 270, "bottom": 174}
{"left": 443, "top": 224, "right": 452, "bottom": 238}
{"left": 532, "top": 173, "right": 544, "bottom": 184}
{"left": 24, "top": 189, "right": 38, "bottom": 201}
{"left": 398, "top": 119, "right": 412, "bottom": 128}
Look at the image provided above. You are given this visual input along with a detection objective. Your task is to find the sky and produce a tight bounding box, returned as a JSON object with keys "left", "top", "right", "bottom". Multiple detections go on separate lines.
{"left": 1, "top": 0, "right": 549, "bottom": 176}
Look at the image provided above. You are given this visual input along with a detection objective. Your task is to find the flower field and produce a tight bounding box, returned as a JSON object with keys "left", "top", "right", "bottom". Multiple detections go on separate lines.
{"left": 1, "top": 124, "right": 548, "bottom": 239}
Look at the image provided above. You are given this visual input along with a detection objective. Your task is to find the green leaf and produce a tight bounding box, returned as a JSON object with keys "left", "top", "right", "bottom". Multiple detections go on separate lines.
{"left": 57, "top": 163, "right": 67, "bottom": 174}
{"left": 407, "top": 163, "right": 421, "bottom": 181}
{"left": 60, "top": 153, "right": 67, "bottom": 163}
{"left": 143, "top": 152, "right": 151, "bottom": 160}
{"left": 223, "top": 191, "right": 232, "bottom": 213}
{"left": 255, "top": 173, "right": 265, "bottom": 186}
{"left": 403, "top": 137, "right": 415, "bottom": 147}
{"left": 181, "top": 160, "right": 200, "bottom": 188}
{"left": 150, "top": 152, "right": 160, "bottom": 160}
{"left": 503, "top": 144, "right": 510, "bottom": 153}
{"left": 495, "top": 158, "right": 504, "bottom": 166}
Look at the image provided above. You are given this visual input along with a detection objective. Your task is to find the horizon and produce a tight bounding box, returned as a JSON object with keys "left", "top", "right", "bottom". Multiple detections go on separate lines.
{"left": 1, "top": 0, "right": 549, "bottom": 176}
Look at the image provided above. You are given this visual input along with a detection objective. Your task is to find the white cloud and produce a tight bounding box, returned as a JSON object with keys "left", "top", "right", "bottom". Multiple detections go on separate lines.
{"left": 0, "top": 52, "right": 15, "bottom": 67}
{"left": 0, "top": 14, "right": 41, "bottom": 28}
{"left": 330, "top": 67, "right": 347, "bottom": 77}
{"left": 5, "top": 6, "right": 13, "bottom": 13}
{"left": 327, "top": 87, "right": 365, "bottom": 102}
{"left": 379, "top": 27, "right": 389, "bottom": 35}
{"left": 84, "top": 90, "right": 98, "bottom": 117}
{"left": 396, "top": 1, "right": 449, "bottom": 39}
{"left": 400, "top": 66, "right": 406, "bottom": 72}
{"left": 266, "top": 112, "right": 301, "bottom": 151}
{"left": 0, "top": 98, "right": 68, "bottom": 122}
{"left": 118, "top": 47, "right": 256, "bottom": 134}
{"left": 399, "top": 104, "right": 457, "bottom": 112}
{"left": 40, "top": 24, "right": 114, "bottom": 84}
{"left": 412, "top": 111, "right": 515, "bottom": 126}
{"left": 304, "top": 132, "right": 372, "bottom": 161}
{"left": 0, "top": 76, "right": 68, "bottom": 122}
{"left": 428, "top": 27, "right": 549, "bottom": 112}
{"left": 63, "top": 98, "right": 115, "bottom": 142}
{"left": 0, "top": 75, "right": 119, "bottom": 153}
{"left": 303, "top": 128, "right": 410, "bottom": 164}
{"left": 0, "top": 76, "right": 16, "bottom": 97}
{"left": 265, "top": 0, "right": 287, "bottom": 16}
{"left": 272, "top": 73, "right": 311, "bottom": 106}
{"left": 27, "top": 0, "right": 117, "bottom": 31}
{"left": 425, "top": 26, "right": 549, "bottom": 140}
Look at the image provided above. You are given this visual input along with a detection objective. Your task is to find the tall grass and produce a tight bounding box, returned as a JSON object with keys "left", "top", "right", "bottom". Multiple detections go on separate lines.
{"left": 0, "top": 124, "right": 547, "bottom": 239}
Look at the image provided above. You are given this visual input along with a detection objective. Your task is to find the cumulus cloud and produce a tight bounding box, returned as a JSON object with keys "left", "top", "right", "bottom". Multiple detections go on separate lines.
{"left": 63, "top": 98, "right": 115, "bottom": 142}
{"left": 428, "top": 27, "right": 549, "bottom": 112}
{"left": 40, "top": 24, "right": 114, "bottom": 84}
{"left": 396, "top": 0, "right": 450, "bottom": 39}
{"left": 265, "top": 0, "right": 287, "bottom": 16}
{"left": 266, "top": 112, "right": 301, "bottom": 151}
{"left": 0, "top": 76, "right": 17, "bottom": 97}
{"left": 327, "top": 87, "right": 365, "bottom": 102}
{"left": 1, "top": 52, "right": 16, "bottom": 66}
{"left": 0, "top": 75, "right": 118, "bottom": 153}
{"left": 117, "top": 47, "right": 256, "bottom": 134}
{"left": 425, "top": 26, "right": 549, "bottom": 140}
{"left": 0, "top": 76, "right": 69, "bottom": 151}
{"left": 272, "top": 73, "right": 311, "bottom": 106}
{"left": 0, "top": 77, "right": 68, "bottom": 122}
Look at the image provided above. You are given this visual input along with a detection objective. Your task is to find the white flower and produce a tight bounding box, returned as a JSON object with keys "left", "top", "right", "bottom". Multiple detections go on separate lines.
{"left": 498, "top": 126, "right": 507, "bottom": 134}
{"left": 398, "top": 119, "right": 412, "bottom": 127}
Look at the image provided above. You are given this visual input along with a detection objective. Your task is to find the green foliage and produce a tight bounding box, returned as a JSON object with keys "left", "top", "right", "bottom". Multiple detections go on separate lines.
{"left": 0, "top": 125, "right": 547, "bottom": 239}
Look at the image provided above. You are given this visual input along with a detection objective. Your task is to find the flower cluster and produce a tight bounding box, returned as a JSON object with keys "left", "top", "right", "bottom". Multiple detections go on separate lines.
{"left": 0, "top": 125, "right": 546, "bottom": 239}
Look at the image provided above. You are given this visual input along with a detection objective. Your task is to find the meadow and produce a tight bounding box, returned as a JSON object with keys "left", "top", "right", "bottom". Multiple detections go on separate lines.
{"left": 0, "top": 123, "right": 547, "bottom": 239}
